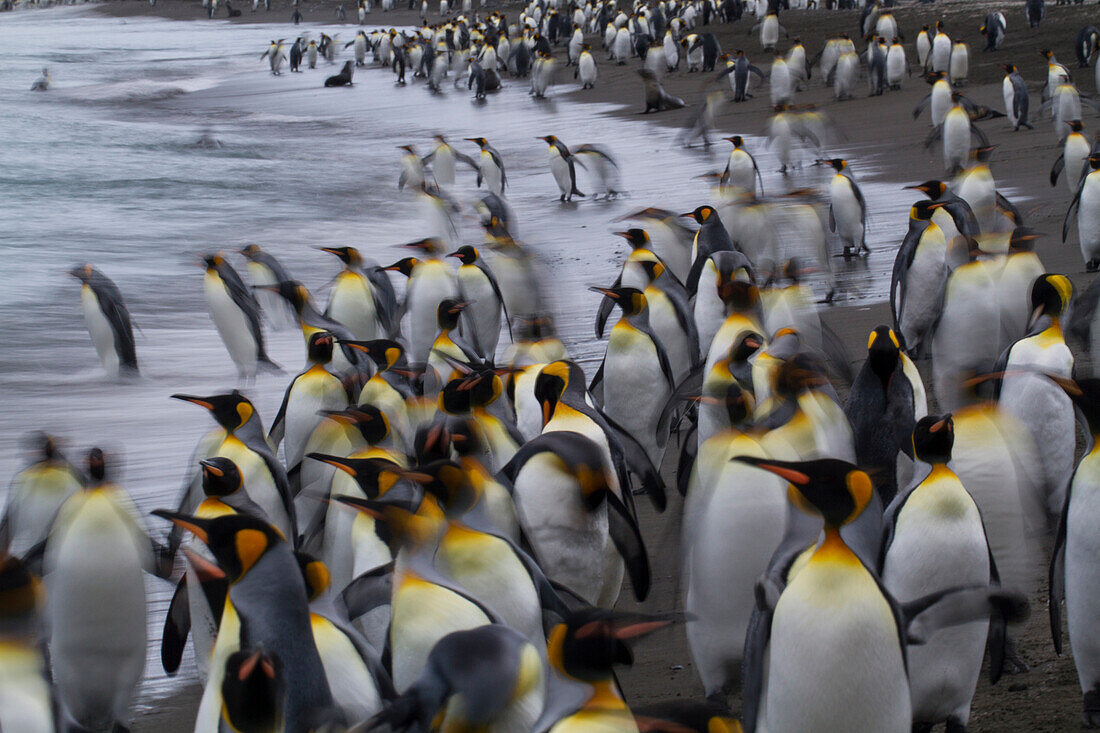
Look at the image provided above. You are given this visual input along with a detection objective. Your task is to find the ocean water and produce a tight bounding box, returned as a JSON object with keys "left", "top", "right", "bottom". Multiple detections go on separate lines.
{"left": 0, "top": 5, "right": 918, "bottom": 724}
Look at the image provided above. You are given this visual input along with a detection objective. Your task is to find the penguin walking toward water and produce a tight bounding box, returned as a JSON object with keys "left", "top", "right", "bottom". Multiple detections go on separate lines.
{"left": 448, "top": 245, "right": 509, "bottom": 358}
{"left": 46, "top": 449, "right": 155, "bottom": 733}
{"left": 325, "top": 60, "right": 355, "bottom": 86}
{"left": 201, "top": 253, "right": 279, "bottom": 380}
{"left": 465, "top": 137, "right": 507, "bottom": 196}
{"left": 537, "top": 135, "right": 585, "bottom": 202}
{"left": 68, "top": 264, "right": 138, "bottom": 378}
{"left": 1001, "top": 64, "right": 1033, "bottom": 130}
{"left": 1063, "top": 154, "right": 1100, "bottom": 271}
{"left": 881, "top": 415, "right": 1007, "bottom": 733}
{"left": 1050, "top": 378, "right": 1100, "bottom": 727}
{"left": 823, "top": 158, "right": 868, "bottom": 257}
{"left": 261, "top": 39, "right": 287, "bottom": 75}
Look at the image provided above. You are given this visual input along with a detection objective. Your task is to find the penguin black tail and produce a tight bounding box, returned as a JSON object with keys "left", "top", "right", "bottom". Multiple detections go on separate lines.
{"left": 571, "top": 186, "right": 586, "bottom": 197}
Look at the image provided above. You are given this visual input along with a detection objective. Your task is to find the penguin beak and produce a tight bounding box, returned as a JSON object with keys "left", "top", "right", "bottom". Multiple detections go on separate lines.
{"left": 928, "top": 417, "right": 949, "bottom": 433}
{"left": 152, "top": 510, "right": 211, "bottom": 543}
{"left": 588, "top": 286, "right": 619, "bottom": 299}
{"left": 199, "top": 459, "right": 224, "bottom": 478}
{"left": 612, "top": 231, "right": 634, "bottom": 240}
{"left": 729, "top": 455, "right": 811, "bottom": 485}
{"left": 182, "top": 547, "right": 226, "bottom": 581}
{"left": 317, "top": 246, "right": 342, "bottom": 256}
{"left": 170, "top": 394, "right": 214, "bottom": 410}
{"left": 308, "top": 453, "right": 358, "bottom": 476}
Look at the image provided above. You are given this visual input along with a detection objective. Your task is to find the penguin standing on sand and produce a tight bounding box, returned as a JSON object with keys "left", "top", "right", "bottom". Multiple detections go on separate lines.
{"left": 1063, "top": 154, "right": 1100, "bottom": 272}
{"left": 881, "top": 414, "right": 1006, "bottom": 733}
{"left": 201, "top": 253, "right": 279, "bottom": 380}
{"left": 891, "top": 200, "right": 948, "bottom": 358}
{"left": 1050, "top": 378, "right": 1100, "bottom": 727}
{"left": 576, "top": 44, "right": 597, "bottom": 88}
{"left": 537, "top": 135, "right": 585, "bottom": 202}
{"left": 448, "top": 245, "right": 508, "bottom": 358}
{"left": 718, "top": 50, "right": 764, "bottom": 103}
{"left": 465, "top": 137, "right": 507, "bottom": 196}
{"left": 46, "top": 449, "right": 154, "bottom": 733}
{"left": 1001, "top": 64, "right": 1033, "bottom": 131}
{"left": 289, "top": 37, "right": 304, "bottom": 72}
{"left": 824, "top": 158, "right": 868, "bottom": 257}
{"left": 1051, "top": 120, "right": 1090, "bottom": 195}
{"left": 68, "top": 264, "right": 138, "bottom": 378}
{"left": 261, "top": 39, "right": 287, "bottom": 75}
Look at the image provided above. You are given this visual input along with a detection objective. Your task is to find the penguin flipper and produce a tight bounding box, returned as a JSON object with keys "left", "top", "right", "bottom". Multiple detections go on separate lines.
{"left": 922, "top": 125, "right": 943, "bottom": 149}
{"left": 597, "top": 409, "right": 666, "bottom": 512}
{"left": 828, "top": 203, "right": 836, "bottom": 233}
{"left": 267, "top": 373, "right": 300, "bottom": 448}
{"left": 605, "top": 489, "right": 651, "bottom": 601}
{"left": 161, "top": 575, "right": 191, "bottom": 675}
{"left": 912, "top": 93, "right": 931, "bottom": 120}
{"left": 903, "top": 585, "right": 1029, "bottom": 647}
{"left": 1067, "top": 276, "right": 1100, "bottom": 350}
{"left": 594, "top": 273, "right": 622, "bottom": 339}
{"left": 1050, "top": 154, "right": 1065, "bottom": 187}
{"left": 474, "top": 259, "right": 512, "bottom": 340}
{"left": 995, "top": 191, "right": 1021, "bottom": 223}
{"left": 588, "top": 358, "right": 606, "bottom": 402}
{"left": 340, "top": 561, "right": 395, "bottom": 620}
{"left": 740, "top": 579, "right": 780, "bottom": 733}
{"left": 1049, "top": 477, "right": 1072, "bottom": 656}
{"left": 1063, "top": 181, "right": 1085, "bottom": 242}
{"left": 970, "top": 122, "right": 991, "bottom": 149}
{"left": 674, "top": 421, "right": 698, "bottom": 497}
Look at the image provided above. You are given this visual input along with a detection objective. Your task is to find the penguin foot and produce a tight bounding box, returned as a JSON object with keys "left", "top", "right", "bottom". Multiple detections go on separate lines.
{"left": 1083, "top": 690, "right": 1100, "bottom": 727}
{"left": 1087, "top": 259, "right": 1099, "bottom": 273}
{"left": 1002, "top": 637, "right": 1030, "bottom": 675}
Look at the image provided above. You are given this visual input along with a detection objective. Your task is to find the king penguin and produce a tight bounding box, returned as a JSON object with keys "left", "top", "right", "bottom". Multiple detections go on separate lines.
{"left": 68, "top": 264, "right": 138, "bottom": 378}
{"left": 891, "top": 200, "right": 948, "bottom": 358}
{"left": 383, "top": 238, "right": 459, "bottom": 365}
{"left": 537, "top": 135, "right": 586, "bottom": 202}
{"left": 824, "top": 158, "right": 868, "bottom": 257}
{"left": 466, "top": 137, "right": 507, "bottom": 196}
{"left": 0, "top": 554, "right": 53, "bottom": 733}
{"left": 318, "top": 246, "right": 399, "bottom": 341}
{"left": 201, "top": 253, "right": 280, "bottom": 380}
{"left": 1063, "top": 153, "right": 1100, "bottom": 272}
{"left": 0, "top": 432, "right": 81, "bottom": 558}
{"left": 448, "top": 244, "right": 509, "bottom": 358}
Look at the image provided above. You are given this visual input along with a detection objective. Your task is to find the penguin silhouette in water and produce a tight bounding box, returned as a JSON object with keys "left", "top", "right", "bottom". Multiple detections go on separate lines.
{"left": 325, "top": 60, "right": 355, "bottom": 86}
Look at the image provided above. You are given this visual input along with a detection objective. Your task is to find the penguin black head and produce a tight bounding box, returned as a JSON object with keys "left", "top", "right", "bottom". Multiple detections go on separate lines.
{"left": 464, "top": 137, "right": 488, "bottom": 148}
{"left": 398, "top": 144, "right": 417, "bottom": 155}
{"left": 342, "top": 338, "right": 406, "bottom": 372}
{"left": 614, "top": 228, "right": 650, "bottom": 249}
{"left": 239, "top": 244, "right": 264, "bottom": 260}
{"left": 200, "top": 457, "right": 243, "bottom": 498}
{"left": 537, "top": 134, "right": 559, "bottom": 145}
{"left": 201, "top": 252, "right": 229, "bottom": 272}
{"left": 447, "top": 245, "right": 479, "bottom": 265}
{"left": 825, "top": 158, "right": 846, "bottom": 172}
{"left": 414, "top": 420, "right": 453, "bottom": 463}
{"left": 409, "top": 459, "right": 480, "bottom": 517}
{"left": 321, "top": 405, "right": 391, "bottom": 445}
{"left": 681, "top": 205, "right": 717, "bottom": 224}
{"left": 905, "top": 180, "right": 948, "bottom": 200}
{"left": 335, "top": 485, "right": 441, "bottom": 552}
{"left": 403, "top": 237, "right": 445, "bottom": 256}
{"left": 912, "top": 414, "right": 954, "bottom": 464}
{"left": 1040, "top": 48, "right": 1053, "bottom": 60}
{"left": 717, "top": 279, "right": 759, "bottom": 312}
{"left": 67, "top": 263, "right": 96, "bottom": 283}
{"left": 729, "top": 331, "right": 763, "bottom": 363}
{"left": 771, "top": 352, "right": 828, "bottom": 400}
{"left": 534, "top": 361, "right": 575, "bottom": 425}
{"left": 309, "top": 453, "right": 409, "bottom": 501}
{"left": 436, "top": 299, "right": 468, "bottom": 330}
{"left": 261, "top": 280, "right": 312, "bottom": 314}
{"left": 24, "top": 431, "right": 59, "bottom": 463}
{"left": 1030, "top": 273, "right": 1072, "bottom": 320}
{"left": 318, "top": 246, "right": 361, "bottom": 267}
{"left": 589, "top": 286, "right": 646, "bottom": 317}
{"left": 221, "top": 649, "right": 284, "bottom": 733}
{"left": 548, "top": 608, "right": 676, "bottom": 683}
{"left": 1068, "top": 119, "right": 1084, "bottom": 133}
{"left": 380, "top": 257, "right": 420, "bottom": 278}
{"left": 1009, "top": 227, "right": 1040, "bottom": 253}
{"left": 85, "top": 447, "right": 107, "bottom": 485}
{"left": 637, "top": 258, "right": 666, "bottom": 284}
{"left": 910, "top": 199, "right": 945, "bottom": 221}
{"left": 152, "top": 513, "right": 285, "bottom": 582}
{"left": 724, "top": 135, "right": 744, "bottom": 148}
{"left": 866, "top": 325, "right": 901, "bottom": 387}
{"left": 923, "top": 70, "right": 945, "bottom": 84}
{"left": 731, "top": 457, "right": 873, "bottom": 528}
{"left": 999, "top": 63, "right": 1016, "bottom": 74}
{"left": 1089, "top": 154, "right": 1100, "bottom": 172}
{"left": 171, "top": 390, "right": 256, "bottom": 433}
{"left": 305, "top": 331, "right": 334, "bottom": 364}
{"left": 703, "top": 381, "right": 754, "bottom": 427}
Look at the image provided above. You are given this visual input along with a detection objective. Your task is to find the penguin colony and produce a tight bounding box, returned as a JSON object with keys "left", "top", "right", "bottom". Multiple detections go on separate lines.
{"left": 8, "top": 0, "right": 1100, "bottom": 731}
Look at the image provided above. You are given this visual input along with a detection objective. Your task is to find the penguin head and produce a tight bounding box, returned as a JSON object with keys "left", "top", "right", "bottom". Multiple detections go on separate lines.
{"left": 221, "top": 649, "right": 284, "bottom": 733}
{"left": 67, "top": 263, "right": 96, "bottom": 284}
{"left": 729, "top": 331, "right": 763, "bottom": 364}
{"left": 308, "top": 453, "right": 411, "bottom": 501}
{"left": 0, "top": 553, "right": 43, "bottom": 628}
{"left": 1030, "top": 273, "right": 1073, "bottom": 321}
{"left": 447, "top": 245, "right": 479, "bottom": 265}
{"left": 239, "top": 243, "right": 264, "bottom": 260}
{"left": 614, "top": 228, "right": 650, "bottom": 249}
{"left": 912, "top": 414, "right": 954, "bottom": 464}
{"left": 1040, "top": 48, "right": 1053, "bottom": 60}
{"left": 414, "top": 420, "right": 453, "bottom": 463}
{"left": 152, "top": 513, "right": 285, "bottom": 582}
{"left": 293, "top": 552, "right": 331, "bottom": 601}
{"left": 717, "top": 279, "right": 760, "bottom": 313}
{"left": 436, "top": 299, "right": 468, "bottom": 330}
{"left": 825, "top": 158, "right": 846, "bottom": 172}
{"left": 200, "top": 457, "right": 243, "bottom": 498}
{"left": 910, "top": 199, "right": 945, "bottom": 221}
{"left": 637, "top": 258, "right": 666, "bottom": 284}
{"left": 999, "top": 62, "right": 1016, "bottom": 74}
{"left": 537, "top": 134, "right": 559, "bottom": 146}
{"left": 318, "top": 246, "right": 362, "bottom": 267}
{"left": 588, "top": 285, "right": 646, "bottom": 317}
{"left": 342, "top": 338, "right": 406, "bottom": 372}
{"left": 398, "top": 144, "right": 418, "bottom": 155}
{"left": 547, "top": 609, "right": 675, "bottom": 682}
{"left": 534, "top": 360, "right": 574, "bottom": 425}
{"left": 464, "top": 136, "right": 488, "bottom": 148}
{"left": 262, "top": 280, "right": 313, "bottom": 314}
{"left": 171, "top": 390, "right": 257, "bottom": 433}
{"left": 923, "top": 70, "right": 945, "bottom": 84}
{"left": 904, "top": 179, "right": 948, "bottom": 200}
{"left": 85, "top": 447, "right": 108, "bottom": 486}
{"left": 770, "top": 352, "right": 828, "bottom": 400}
{"left": 409, "top": 459, "right": 480, "bottom": 517}
{"left": 724, "top": 135, "right": 744, "bottom": 148}
{"left": 731, "top": 457, "right": 873, "bottom": 528}
{"left": 336, "top": 489, "right": 443, "bottom": 551}
{"left": 865, "top": 326, "right": 901, "bottom": 386}
{"left": 402, "top": 237, "right": 446, "bottom": 257}
{"left": 201, "top": 252, "right": 228, "bottom": 272}
{"left": 702, "top": 381, "right": 754, "bottom": 427}
{"left": 1069, "top": 119, "right": 1084, "bottom": 133}
{"left": 681, "top": 205, "right": 717, "bottom": 225}
{"left": 24, "top": 431, "right": 60, "bottom": 463}
{"left": 321, "top": 405, "right": 391, "bottom": 444}
{"left": 307, "top": 331, "right": 335, "bottom": 365}
{"left": 1089, "top": 154, "right": 1100, "bottom": 172}
{"left": 381, "top": 257, "right": 421, "bottom": 278}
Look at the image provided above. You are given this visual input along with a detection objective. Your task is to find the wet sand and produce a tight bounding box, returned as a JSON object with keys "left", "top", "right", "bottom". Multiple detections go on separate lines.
{"left": 79, "top": 0, "right": 1100, "bottom": 729}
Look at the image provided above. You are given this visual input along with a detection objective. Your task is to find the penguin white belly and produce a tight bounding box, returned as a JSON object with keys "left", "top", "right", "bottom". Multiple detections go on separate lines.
{"left": 664, "top": 37, "right": 678, "bottom": 69}
{"left": 1002, "top": 77, "right": 1017, "bottom": 127}
{"left": 5, "top": 467, "right": 79, "bottom": 557}
{"left": 1001, "top": 369, "right": 1075, "bottom": 514}
{"left": 0, "top": 643, "right": 53, "bottom": 733}
{"left": 917, "top": 35, "right": 930, "bottom": 67}
{"left": 955, "top": 167, "right": 995, "bottom": 232}
{"left": 182, "top": 559, "right": 219, "bottom": 683}
{"left": 727, "top": 152, "right": 756, "bottom": 193}
{"left": 770, "top": 61, "right": 790, "bottom": 105}
{"left": 481, "top": 158, "right": 503, "bottom": 195}
{"left": 457, "top": 268, "right": 502, "bottom": 357}
{"left": 834, "top": 53, "right": 857, "bottom": 99}
{"left": 765, "top": 561, "right": 910, "bottom": 732}
{"left": 285, "top": 375, "right": 348, "bottom": 470}
{"left": 613, "top": 30, "right": 630, "bottom": 62}
{"left": 1065, "top": 137, "right": 1090, "bottom": 193}
{"left": 81, "top": 286, "right": 120, "bottom": 376}
{"left": 602, "top": 326, "right": 669, "bottom": 458}
{"left": 323, "top": 468, "right": 378, "bottom": 589}
{"left": 882, "top": 475, "right": 989, "bottom": 725}
{"left": 328, "top": 273, "right": 379, "bottom": 340}
{"left": 685, "top": 453, "right": 785, "bottom": 696}
{"left": 932, "top": 265, "right": 1000, "bottom": 409}
{"left": 687, "top": 46, "right": 703, "bottom": 70}
{"left": 899, "top": 233, "right": 947, "bottom": 351}
{"left": 995, "top": 255, "right": 1045, "bottom": 343}
{"left": 942, "top": 110, "right": 970, "bottom": 173}
{"left": 513, "top": 454, "right": 618, "bottom": 606}
{"left": 549, "top": 153, "right": 572, "bottom": 197}
{"left": 204, "top": 272, "right": 258, "bottom": 375}
{"left": 216, "top": 437, "right": 292, "bottom": 540}
{"left": 704, "top": 315, "right": 757, "bottom": 377}
{"left": 390, "top": 574, "right": 492, "bottom": 692}
{"left": 1079, "top": 176, "right": 1100, "bottom": 265}
{"left": 47, "top": 492, "right": 147, "bottom": 730}
{"left": 829, "top": 176, "right": 863, "bottom": 250}
{"left": 434, "top": 147, "right": 456, "bottom": 186}
{"left": 886, "top": 48, "right": 905, "bottom": 86}
{"left": 194, "top": 601, "right": 240, "bottom": 733}
{"left": 312, "top": 616, "right": 384, "bottom": 721}
{"left": 407, "top": 264, "right": 458, "bottom": 364}
{"left": 1066, "top": 451, "right": 1100, "bottom": 695}
{"left": 644, "top": 48, "right": 664, "bottom": 79}
{"left": 949, "top": 45, "right": 967, "bottom": 83}
{"left": 930, "top": 84, "right": 951, "bottom": 127}
{"left": 579, "top": 53, "right": 597, "bottom": 86}
{"left": 647, "top": 293, "right": 690, "bottom": 382}
{"left": 761, "top": 16, "right": 778, "bottom": 48}
{"left": 931, "top": 37, "right": 950, "bottom": 72}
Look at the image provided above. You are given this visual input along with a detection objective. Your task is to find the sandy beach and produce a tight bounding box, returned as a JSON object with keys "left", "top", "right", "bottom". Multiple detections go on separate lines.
{"left": 14, "top": 0, "right": 1100, "bottom": 728}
